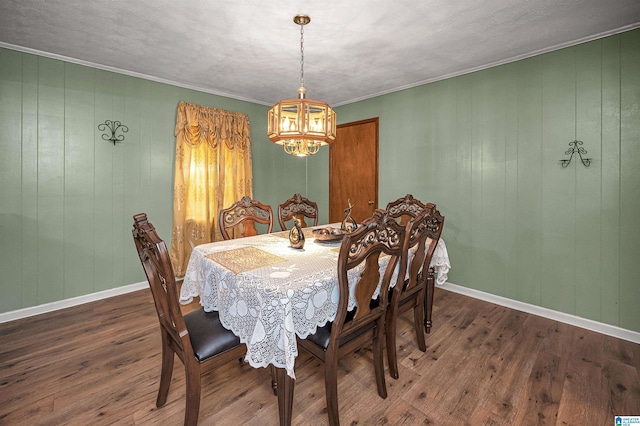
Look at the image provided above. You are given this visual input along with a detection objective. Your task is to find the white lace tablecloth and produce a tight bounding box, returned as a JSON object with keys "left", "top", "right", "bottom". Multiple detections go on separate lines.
{"left": 180, "top": 229, "right": 450, "bottom": 378}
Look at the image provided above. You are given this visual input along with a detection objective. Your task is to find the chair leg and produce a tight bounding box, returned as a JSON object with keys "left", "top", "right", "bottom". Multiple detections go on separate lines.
{"left": 184, "top": 363, "right": 202, "bottom": 426}
{"left": 156, "top": 333, "right": 175, "bottom": 407}
{"left": 385, "top": 310, "right": 400, "bottom": 380}
{"left": 413, "top": 295, "right": 426, "bottom": 352}
{"left": 424, "top": 270, "right": 435, "bottom": 334}
{"left": 270, "top": 365, "right": 278, "bottom": 396}
{"left": 324, "top": 349, "right": 340, "bottom": 426}
{"left": 373, "top": 321, "right": 388, "bottom": 399}
{"left": 275, "top": 367, "right": 295, "bottom": 426}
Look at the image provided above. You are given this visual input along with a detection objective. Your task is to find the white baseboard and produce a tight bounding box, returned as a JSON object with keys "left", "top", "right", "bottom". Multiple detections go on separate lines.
{"left": 441, "top": 282, "right": 640, "bottom": 345}
{"left": 2, "top": 280, "right": 639, "bottom": 345}
{"left": 0, "top": 281, "right": 149, "bottom": 324}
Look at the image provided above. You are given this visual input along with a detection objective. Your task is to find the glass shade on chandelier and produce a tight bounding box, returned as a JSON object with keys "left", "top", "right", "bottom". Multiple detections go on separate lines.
{"left": 267, "top": 14, "right": 336, "bottom": 157}
{"left": 268, "top": 86, "right": 336, "bottom": 157}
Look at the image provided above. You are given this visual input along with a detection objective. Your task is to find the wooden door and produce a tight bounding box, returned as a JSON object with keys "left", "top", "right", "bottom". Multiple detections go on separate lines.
{"left": 329, "top": 118, "right": 379, "bottom": 224}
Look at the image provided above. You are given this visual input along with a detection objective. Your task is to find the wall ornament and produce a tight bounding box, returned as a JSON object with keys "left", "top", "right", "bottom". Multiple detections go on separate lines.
{"left": 560, "top": 140, "right": 591, "bottom": 167}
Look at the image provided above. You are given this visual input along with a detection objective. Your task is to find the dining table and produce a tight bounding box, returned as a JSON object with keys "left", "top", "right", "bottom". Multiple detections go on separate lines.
{"left": 179, "top": 225, "right": 451, "bottom": 425}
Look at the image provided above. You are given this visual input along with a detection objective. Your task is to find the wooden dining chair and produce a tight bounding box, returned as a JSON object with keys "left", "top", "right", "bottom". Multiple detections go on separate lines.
{"left": 132, "top": 213, "right": 246, "bottom": 426}
{"left": 385, "top": 205, "right": 444, "bottom": 379}
{"left": 277, "top": 193, "right": 319, "bottom": 230}
{"left": 384, "top": 193, "right": 434, "bottom": 225}
{"left": 297, "top": 209, "right": 406, "bottom": 426}
{"left": 422, "top": 208, "right": 445, "bottom": 335}
{"left": 218, "top": 196, "right": 273, "bottom": 240}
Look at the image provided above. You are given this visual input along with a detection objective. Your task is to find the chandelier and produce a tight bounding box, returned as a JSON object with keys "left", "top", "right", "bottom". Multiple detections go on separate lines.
{"left": 268, "top": 15, "right": 336, "bottom": 157}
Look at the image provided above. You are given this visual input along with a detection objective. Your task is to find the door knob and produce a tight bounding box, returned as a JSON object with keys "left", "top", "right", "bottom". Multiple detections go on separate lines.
{"left": 368, "top": 200, "right": 374, "bottom": 205}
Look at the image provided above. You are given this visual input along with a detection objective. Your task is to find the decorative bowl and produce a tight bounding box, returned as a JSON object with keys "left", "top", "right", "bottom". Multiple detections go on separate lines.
{"left": 312, "top": 227, "right": 345, "bottom": 242}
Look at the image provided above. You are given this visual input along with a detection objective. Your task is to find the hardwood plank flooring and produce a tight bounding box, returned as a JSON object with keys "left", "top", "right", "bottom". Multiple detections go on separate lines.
{"left": 0, "top": 288, "right": 638, "bottom": 425}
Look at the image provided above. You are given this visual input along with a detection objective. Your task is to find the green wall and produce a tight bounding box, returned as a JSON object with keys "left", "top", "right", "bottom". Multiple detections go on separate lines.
{"left": 332, "top": 29, "right": 640, "bottom": 332}
{"left": 1, "top": 28, "right": 639, "bottom": 334}
{"left": 0, "top": 48, "right": 311, "bottom": 313}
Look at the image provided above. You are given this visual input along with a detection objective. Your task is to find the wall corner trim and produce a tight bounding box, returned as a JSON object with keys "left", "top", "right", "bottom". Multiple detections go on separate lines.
{"left": 441, "top": 282, "right": 640, "bottom": 345}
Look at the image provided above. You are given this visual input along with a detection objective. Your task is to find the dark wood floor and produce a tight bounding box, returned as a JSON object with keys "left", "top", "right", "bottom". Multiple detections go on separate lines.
{"left": 0, "top": 287, "right": 638, "bottom": 425}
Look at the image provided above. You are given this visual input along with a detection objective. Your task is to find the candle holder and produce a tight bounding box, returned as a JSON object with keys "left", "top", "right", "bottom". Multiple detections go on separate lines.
{"left": 560, "top": 140, "right": 591, "bottom": 168}
{"left": 98, "top": 120, "right": 128, "bottom": 145}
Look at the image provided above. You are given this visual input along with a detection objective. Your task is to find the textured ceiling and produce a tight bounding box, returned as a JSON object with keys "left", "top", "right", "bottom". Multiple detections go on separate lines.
{"left": 1, "top": 0, "right": 639, "bottom": 107}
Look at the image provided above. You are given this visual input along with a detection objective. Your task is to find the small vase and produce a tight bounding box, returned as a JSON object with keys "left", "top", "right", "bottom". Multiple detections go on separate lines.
{"left": 289, "top": 218, "right": 305, "bottom": 249}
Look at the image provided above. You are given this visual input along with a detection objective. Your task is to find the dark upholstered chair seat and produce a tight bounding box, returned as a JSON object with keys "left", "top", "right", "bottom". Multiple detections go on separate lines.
{"left": 184, "top": 309, "right": 242, "bottom": 362}
{"left": 305, "top": 306, "right": 377, "bottom": 349}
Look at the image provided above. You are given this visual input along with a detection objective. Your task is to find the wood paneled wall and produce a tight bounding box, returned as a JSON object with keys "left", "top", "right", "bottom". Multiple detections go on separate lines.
{"left": 1, "top": 29, "right": 638, "bottom": 335}
{"left": 334, "top": 29, "right": 640, "bottom": 332}
{"left": 0, "top": 48, "right": 310, "bottom": 313}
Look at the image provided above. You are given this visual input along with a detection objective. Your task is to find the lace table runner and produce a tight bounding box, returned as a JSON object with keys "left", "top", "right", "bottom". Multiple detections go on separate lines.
{"left": 206, "top": 246, "right": 287, "bottom": 273}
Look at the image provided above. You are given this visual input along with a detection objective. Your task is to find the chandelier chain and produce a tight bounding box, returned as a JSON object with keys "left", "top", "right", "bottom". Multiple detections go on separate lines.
{"left": 299, "top": 23, "right": 304, "bottom": 88}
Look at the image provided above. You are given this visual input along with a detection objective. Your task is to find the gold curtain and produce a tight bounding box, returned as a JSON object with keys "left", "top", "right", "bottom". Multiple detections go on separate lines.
{"left": 170, "top": 101, "right": 253, "bottom": 277}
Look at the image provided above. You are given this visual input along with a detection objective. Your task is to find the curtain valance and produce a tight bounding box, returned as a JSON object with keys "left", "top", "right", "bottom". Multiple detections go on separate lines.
{"left": 175, "top": 101, "right": 251, "bottom": 150}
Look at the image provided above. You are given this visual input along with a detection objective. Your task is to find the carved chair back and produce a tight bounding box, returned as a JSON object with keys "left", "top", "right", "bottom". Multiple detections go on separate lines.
{"left": 298, "top": 209, "right": 407, "bottom": 425}
{"left": 219, "top": 196, "right": 274, "bottom": 240}
{"left": 385, "top": 194, "right": 434, "bottom": 226}
{"left": 420, "top": 205, "right": 445, "bottom": 332}
{"left": 277, "top": 193, "right": 319, "bottom": 230}
{"left": 385, "top": 205, "right": 445, "bottom": 378}
{"left": 405, "top": 206, "right": 444, "bottom": 290}
{"left": 132, "top": 213, "right": 191, "bottom": 355}
{"left": 335, "top": 209, "right": 406, "bottom": 330}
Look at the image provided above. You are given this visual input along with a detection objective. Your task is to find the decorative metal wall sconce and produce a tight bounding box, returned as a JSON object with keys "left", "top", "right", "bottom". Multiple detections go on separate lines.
{"left": 560, "top": 140, "right": 591, "bottom": 167}
{"left": 98, "top": 120, "right": 128, "bottom": 145}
